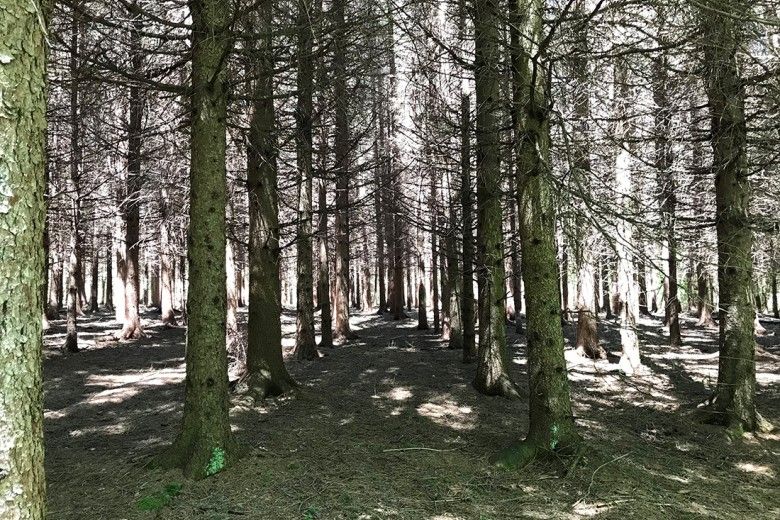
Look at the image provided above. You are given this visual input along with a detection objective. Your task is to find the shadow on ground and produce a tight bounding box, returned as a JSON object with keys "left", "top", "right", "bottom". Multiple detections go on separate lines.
{"left": 43, "top": 308, "right": 780, "bottom": 519}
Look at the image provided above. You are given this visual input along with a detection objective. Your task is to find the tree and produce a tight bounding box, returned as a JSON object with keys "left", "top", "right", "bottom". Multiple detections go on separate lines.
{"left": 294, "top": 0, "right": 318, "bottom": 360}
{"left": 501, "top": 0, "right": 579, "bottom": 467}
{"left": 332, "top": 0, "right": 356, "bottom": 340}
{"left": 0, "top": 1, "right": 48, "bottom": 515}
{"left": 118, "top": 4, "right": 145, "bottom": 340}
{"left": 159, "top": 0, "right": 234, "bottom": 479}
{"left": 700, "top": 0, "right": 761, "bottom": 433}
{"left": 472, "top": 0, "right": 518, "bottom": 398}
{"left": 459, "top": 93, "right": 476, "bottom": 362}
{"left": 244, "top": 0, "right": 298, "bottom": 397}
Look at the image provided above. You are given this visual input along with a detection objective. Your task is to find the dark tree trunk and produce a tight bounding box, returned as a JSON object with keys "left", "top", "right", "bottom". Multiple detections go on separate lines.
{"left": 702, "top": 0, "right": 760, "bottom": 432}
{"left": 460, "top": 94, "right": 476, "bottom": 363}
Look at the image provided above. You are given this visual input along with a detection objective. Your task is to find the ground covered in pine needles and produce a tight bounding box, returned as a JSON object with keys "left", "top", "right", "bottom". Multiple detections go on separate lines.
{"left": 43, "top": 308, "right": 780, "bottom": 519}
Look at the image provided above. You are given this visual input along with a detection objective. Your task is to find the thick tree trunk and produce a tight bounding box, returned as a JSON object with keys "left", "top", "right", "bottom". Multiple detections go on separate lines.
{"left": 294, "top": 0, "right": 318, "bottom": 359}
{"left": 374, "top": 135, "right": 387, "bottom": 313}
{"left": 0, "top": 5, "right": 47, "bottom": 514}
{"left": 460, "top": 94, "right": 477, "bottom": 363}
{"left": 702, "top": 0, "right": 760, "bottom": 432}
{"left": 245, "top": 1, "right": 298, "bottom": 394}
{"left": 472, "top": 0, "right": 518, "bottom": 398}
{"left": 159, "top": 0, "right": 234, "bottom": 479}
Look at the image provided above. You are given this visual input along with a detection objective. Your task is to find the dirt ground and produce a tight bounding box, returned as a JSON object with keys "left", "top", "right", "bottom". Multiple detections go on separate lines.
{"left": 43, "top": 307, "right": 780, "bottom": 519}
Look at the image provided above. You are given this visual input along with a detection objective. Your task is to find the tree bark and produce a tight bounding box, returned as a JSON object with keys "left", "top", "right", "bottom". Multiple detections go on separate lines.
{"left": 159, "top": 0, "right": 234, "bottom": 479}
{"left": 701, "top": 0, "right": 760, "bottom": 432}
{"left": 501, "top": 0, "right": 579, "bottom": 467}
{"left": 244, "top": 0, "right": 298, "bottom": 398}
{"left": 460, "top": 94, "right": 476, "bottom": 363}
{"left": 472, "top": 0, "right": 518, "bottom": 398}
{"left": 0, "top": 4, "right": 47, "bottom": 514}
{"left": 119, "top": 6, "right": 144, "bottom": 340}
{"left": 294, "top": 0, "right": 318, "bottom": 359}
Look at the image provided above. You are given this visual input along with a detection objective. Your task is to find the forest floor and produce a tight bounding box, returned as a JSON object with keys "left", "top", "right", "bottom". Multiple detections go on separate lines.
{"left": 43, "top": 307, "right": 780, "bottom": 520}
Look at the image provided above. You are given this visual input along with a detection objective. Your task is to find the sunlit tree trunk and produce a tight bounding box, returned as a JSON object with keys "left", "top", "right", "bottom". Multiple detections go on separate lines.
{"left": 498, "top": 0, "right": 579, "bottom": 467}
{"left": 159, "top": 0, "right": 234, "bottom": 479}
{"left": 159, "top": 189, "right": 176, "bottom": 326}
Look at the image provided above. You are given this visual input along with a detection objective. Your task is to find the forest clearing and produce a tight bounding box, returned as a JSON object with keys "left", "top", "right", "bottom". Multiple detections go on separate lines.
{"left": 2, "top": 0, "right": 780, "bottom": 518}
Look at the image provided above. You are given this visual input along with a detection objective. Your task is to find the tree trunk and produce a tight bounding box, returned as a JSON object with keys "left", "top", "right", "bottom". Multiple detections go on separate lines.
{"left": 244, "top": 0, "right": 298, "bottom": 398}
{"left": 417, "top": 258, "right": 429, "bottom": 330}
{"left": 472, "top": 0, "right": 518, "bottom": 398}
{"left": 294, "top": 0, "right": 318, "bottom": 359}
{"left": 653, "top": 14, "right": 682, "bottom": 347}
{"left": 431, "top": 175, "right": 440, "bottom": 334}
{"left": 119, "top": 10, "right": 144, "bottom": 340}
{"left": 332, "top": 0, "right": 354, "bottom": 341}
{"left": 702, "top": 0, "right": 760, "bottom": 432}
{"left": 160, "top": 189, "right": 176, "bottom": 325}
{"left": 0, "top": 5, "right": 47, "bottom": 513}
{"left": 159, "top": 0, "right": 234, "bottom": 479}
{"left": 317, "top": 178, "right": 334, "bottom": 348}
{"left": 460, "top": 94, "right": 476, "bottom": 363}
{"left": 89, "top": 232, "right": 100, "bottom": 313}
{"left": 501, "top": 0, "right": 579, "bottom": 468}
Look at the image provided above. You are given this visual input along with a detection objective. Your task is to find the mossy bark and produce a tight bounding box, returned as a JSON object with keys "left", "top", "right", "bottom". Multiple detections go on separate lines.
{"left": 159, "top": 0, "right": 234, "bottom": 479}
{"left": 502, "top": 0, "right": 579, "bottom": 467}
{"left": 246, "top": 0, "right": 298, "bottom": 397}
{"left": 472, "top": 0, "right": 518, "bottom": 398}
{"left": 0, "top": 2, "right": 47, "bottom": 516}
{"left": 701, "top": 0, "right": 760, "bottom": 432}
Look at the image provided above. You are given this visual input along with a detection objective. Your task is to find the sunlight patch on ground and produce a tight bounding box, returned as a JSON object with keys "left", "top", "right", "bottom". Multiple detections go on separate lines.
{"left": 384, "top": 386, "right": 413, "bottom": 401}
{"left": 571, "top": 501, "right": 617, "bottom": 517}
{"left": 735, "top": 462, "right": 775, "bottom": 478}
{"left": 416, "top": 400, "right": 475, "bottom": 431}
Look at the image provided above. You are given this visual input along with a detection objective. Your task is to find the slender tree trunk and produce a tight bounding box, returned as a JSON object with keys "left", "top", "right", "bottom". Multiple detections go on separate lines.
{"left": 294, "top": 0, "right": 318, "bottom": 359}
{"left": 431, "top": 175, "right": 440, "bottom": 333}
{"left": 159, "top": 0, "right": 234, "bottom": 479}
{"left": 332, "top": 0, "right": 354, "bottom": 340}
{"left": 119, "top": 9, "right": 144, "bottom": 339}
{"left": 417, "top": 258, "right": 429, "bottom": 330}
{"left": 244, "top": 2, "right": 299, "bottom": 394}
{"left": 653, "top": 15, "right": 681, "bottom": 346}
{"left": 472, "top": 0, "right": 518, "bottom": 398}
{"left": 374, "top": 119, "right": 387, "bottom": 313}
{"left": 89, "top": 233, "right": 99, "bottom": 313}
{"left": 702, "top": 0, "right": 760, "bottom": 431}
{"left": 460, "top": 94, "right": 476, "bottom": 362}
{"left": 501, "top": 0, "right": 579, "bottom": 467}
{"left": 105, "top": 243, "right": 113, "bottom": 310}
{"left": 160, "top": 189, "right": 176, "bottom": 325}
{"left": 0, "top": 4, "right": 47, "bottom": 513}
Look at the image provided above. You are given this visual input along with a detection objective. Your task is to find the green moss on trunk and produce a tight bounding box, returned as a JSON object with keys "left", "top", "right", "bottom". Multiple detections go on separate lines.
{"left": 0, "top": 2, "right": 48, "bottom": 516}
